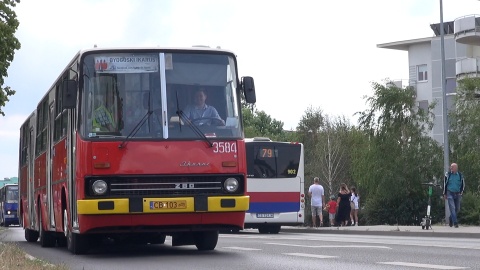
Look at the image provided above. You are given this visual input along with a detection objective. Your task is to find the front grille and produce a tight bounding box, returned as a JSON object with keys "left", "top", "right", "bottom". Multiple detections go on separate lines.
{"left": 86, "top": 175, "right": 244, "bottom": 197}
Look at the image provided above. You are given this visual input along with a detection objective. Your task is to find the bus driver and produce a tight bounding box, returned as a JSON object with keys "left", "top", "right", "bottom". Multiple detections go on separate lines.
{"left": 183, "top": 88, "right": 225, "bottom": 126}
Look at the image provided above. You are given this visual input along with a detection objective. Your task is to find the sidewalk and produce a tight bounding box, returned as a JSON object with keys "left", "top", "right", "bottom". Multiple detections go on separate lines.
{"left": 280, "top": 225, "right": 480, "bottom": 238}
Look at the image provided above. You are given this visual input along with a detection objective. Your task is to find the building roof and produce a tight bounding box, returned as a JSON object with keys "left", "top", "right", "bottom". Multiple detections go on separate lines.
{"left": 376, "top": 37, "right": 432, "bottom": 51}
{"left": 430, "top": 21, "right": 455, "bottom": 36}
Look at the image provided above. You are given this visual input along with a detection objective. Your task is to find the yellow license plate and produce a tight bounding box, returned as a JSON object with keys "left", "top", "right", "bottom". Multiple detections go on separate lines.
{"left": 149, "top": 200, "right": 187, "bottom": 210}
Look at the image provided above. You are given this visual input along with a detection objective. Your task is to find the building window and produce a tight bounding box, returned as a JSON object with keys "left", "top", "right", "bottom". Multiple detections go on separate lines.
{"left": 417, "top": 64, "right": 428, "bottom": 82}
{"left": 418, "top": 100, "right": 429, "bottom": 112}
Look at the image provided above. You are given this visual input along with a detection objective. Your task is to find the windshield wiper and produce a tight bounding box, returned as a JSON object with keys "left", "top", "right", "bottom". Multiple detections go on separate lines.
{"left": 175, "top": 91, "right": 213, "bottom": 148}
{"left": 118, "top": 110, "right": 153, "bottom": 149}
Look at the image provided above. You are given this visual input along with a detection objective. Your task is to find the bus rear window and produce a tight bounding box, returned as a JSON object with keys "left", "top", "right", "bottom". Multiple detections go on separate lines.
{"left": 246, "top": 143, "right": 301, "bottom": 178}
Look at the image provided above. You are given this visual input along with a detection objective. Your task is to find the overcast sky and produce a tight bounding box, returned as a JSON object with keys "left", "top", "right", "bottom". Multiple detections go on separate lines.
{"left": 1, "top": 0, "right": 478, "bottom": 177}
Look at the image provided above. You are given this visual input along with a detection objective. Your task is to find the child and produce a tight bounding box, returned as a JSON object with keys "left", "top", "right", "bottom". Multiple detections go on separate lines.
{"left": 327, "top": 195, "right": 338, "bottom": 227}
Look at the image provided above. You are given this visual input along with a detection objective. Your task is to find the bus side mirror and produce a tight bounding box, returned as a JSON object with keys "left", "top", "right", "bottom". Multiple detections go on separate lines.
{"left": 242, "top": 76, "right": 256, "bottom": 104}
{"left": 62, "top": 80, "right": 77, "bottom": 109}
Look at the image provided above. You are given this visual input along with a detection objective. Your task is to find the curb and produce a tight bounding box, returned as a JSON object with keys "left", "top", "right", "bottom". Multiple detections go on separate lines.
{"left": 280, "top": 227, "right": 480, "bottom": 239}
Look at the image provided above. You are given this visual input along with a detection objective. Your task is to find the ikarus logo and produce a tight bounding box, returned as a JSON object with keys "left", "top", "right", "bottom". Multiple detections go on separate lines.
{"left": 179, "top": 161, "right": 210, "bottom": 167}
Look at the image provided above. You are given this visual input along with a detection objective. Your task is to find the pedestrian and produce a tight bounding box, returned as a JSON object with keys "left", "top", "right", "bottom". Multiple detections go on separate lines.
{"left": 443, "top": 163, "right": 465, "bottom": 228}
{"left": 308, "top": 177, "right": 325, "bottom": 228}
{"left": 350, "top": 187, "right": 360, "bottom": 226}
{"left": 335, "top": 183, "right": 351, "bottom": 227}
{"left": 326, "top": 195, "right": 337, "bottom": 227}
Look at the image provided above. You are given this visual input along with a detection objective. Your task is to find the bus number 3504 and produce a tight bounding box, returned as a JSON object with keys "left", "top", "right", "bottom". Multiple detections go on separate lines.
{"left": 212, "top": 142, "right": 237, "bottom": 153}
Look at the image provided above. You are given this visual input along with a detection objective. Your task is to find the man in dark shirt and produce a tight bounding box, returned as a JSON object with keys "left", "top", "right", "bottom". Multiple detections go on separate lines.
{"left": 443, "top": 163, "right": 465, "bottom": 228}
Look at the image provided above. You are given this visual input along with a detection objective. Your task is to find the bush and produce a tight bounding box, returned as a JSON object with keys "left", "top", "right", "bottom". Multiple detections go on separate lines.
{"left": 458, "top": 191, "right": 480, "bottom": 225}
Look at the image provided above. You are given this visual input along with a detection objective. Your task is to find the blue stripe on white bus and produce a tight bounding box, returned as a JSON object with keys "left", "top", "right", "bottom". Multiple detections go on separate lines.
{"left": 247, "top": 202, "right": 300, "bottom": 213}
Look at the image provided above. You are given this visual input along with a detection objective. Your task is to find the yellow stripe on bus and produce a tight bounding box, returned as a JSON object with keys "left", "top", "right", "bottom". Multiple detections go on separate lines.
{"left": 77, "top": 199, "right": 129, "bottom": 214}
{"left": 208, "top": 196, "right": 250, "bottom": 212}
{"left": 77, "top": 196, "right": 250, "bottom": 215}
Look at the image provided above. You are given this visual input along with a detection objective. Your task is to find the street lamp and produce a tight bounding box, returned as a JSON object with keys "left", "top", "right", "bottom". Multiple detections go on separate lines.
{"left": 439, "top": 0, "right": 450, "bottom": 224}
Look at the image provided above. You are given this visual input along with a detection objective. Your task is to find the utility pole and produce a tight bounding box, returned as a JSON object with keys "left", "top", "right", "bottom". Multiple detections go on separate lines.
{"left": 439, "top": 0, "right": 450, "bottom": 224}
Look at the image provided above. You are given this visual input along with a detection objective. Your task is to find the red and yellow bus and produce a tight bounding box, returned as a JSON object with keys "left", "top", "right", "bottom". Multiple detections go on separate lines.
{"left": 18, "top": 47, "right": 256, "bottom": 254}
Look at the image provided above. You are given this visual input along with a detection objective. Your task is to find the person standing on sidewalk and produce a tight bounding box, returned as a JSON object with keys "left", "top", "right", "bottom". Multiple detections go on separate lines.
{"left": 443, "top": 163, "right": 465, "bottom": 228}
{"left": 308, "top": 177, "right": 325, "bottom": 228}
{"left": 335, "top": 183, "right": 351, "bottom": 227}
{"left": 350, "top": 187, "right": 360, "bottom": 226}
{"left": 326, "top": 195, "right": 338, "bottom": 227}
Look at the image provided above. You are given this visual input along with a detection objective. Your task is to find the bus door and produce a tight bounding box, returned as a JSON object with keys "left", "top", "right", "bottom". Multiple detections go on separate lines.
{"left": 28, "top": 127, "right": 35, "bottom": 228}
{"left": 67, "top": 107, "right": 77, "bottom": 230}
{"left": 47, "top": 103, "right": 55, "bottom": 228}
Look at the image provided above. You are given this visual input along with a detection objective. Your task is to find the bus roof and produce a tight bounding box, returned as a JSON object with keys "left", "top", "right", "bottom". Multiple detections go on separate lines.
{"left": 76, "top": 46, "right": 236, "bottom": 56}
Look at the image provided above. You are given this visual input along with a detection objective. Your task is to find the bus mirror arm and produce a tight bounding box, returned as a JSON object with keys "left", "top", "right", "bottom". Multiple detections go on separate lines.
{"left": 62, "top": 80, "right": 77, "bottom": 109}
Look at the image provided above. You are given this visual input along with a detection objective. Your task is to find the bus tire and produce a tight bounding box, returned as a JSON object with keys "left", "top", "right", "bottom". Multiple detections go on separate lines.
{"left": 67, "top": 231, "right": 89, "bottom": 255}
{"left": 258, "top": 227, "right": 269, "bottom": 234}
{"left": 65, "top": 210, "right": 89, "bottom": 254}
{"left": 25, "top": 228, "right": 39, "bottom": 242}
{"left": 39, "top": 210, "right": 56, "bottom": 247}
{"left": 194, "top": 231, "right": 218, "bottom": 251}
{"left": 268, "top": 225, "right": 281, "bottom": 234}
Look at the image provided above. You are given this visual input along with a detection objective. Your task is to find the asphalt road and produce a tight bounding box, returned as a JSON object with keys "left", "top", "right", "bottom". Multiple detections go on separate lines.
{"left": 1, "top": 226, "right": 479, "bottom": 270}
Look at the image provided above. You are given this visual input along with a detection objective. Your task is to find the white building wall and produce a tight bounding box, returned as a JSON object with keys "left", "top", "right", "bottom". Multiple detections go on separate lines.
{"left": 408, "top": 43, "right": 433, "bottom": 103}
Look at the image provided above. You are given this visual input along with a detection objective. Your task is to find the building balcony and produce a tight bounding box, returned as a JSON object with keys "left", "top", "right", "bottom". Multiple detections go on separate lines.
{"left": 454, "top": 15, "right": 480, "bottom": 45}
{"left": 386, "top": 79, "right": 417, "bottom": 96}
{"left": 456, "top": 58, "right": 480, "bottom": 78}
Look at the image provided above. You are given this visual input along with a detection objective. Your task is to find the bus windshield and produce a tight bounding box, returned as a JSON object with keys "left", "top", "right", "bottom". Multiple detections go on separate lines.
{"left": 81, "top": 52, "right": 242, "bottom": 140}
{"left": 246, "top": 143, "right": 302, "bottom": 178}
{"left": 6, "top": 186, "right": 18, "bottom": 202}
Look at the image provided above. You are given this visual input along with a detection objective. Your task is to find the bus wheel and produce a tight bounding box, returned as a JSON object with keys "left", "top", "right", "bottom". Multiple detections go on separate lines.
{"left": 25, "top": 227, "right": 39, "bottom": 242}
{"left": 268, "top": 225, "right": 281, "bottom": 234}
{"left": 258, "top": 226, "right": 269, "bottom": 234}
{"left": 65, "top": 209, "right": 89, "bottom": 254}
{"left": 24, "top": 212, "right": 39, "bottom": 242}
{"left": 194, "top": 231, "right": 218, "bottom": 251}
{"left": 39, "top": 211, "right": 56, "bottom": 247}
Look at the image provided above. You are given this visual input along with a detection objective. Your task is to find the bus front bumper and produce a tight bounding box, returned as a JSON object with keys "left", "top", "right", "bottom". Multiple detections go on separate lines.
{"left": 77, "top": 196, "right": 249, "bottom": 215}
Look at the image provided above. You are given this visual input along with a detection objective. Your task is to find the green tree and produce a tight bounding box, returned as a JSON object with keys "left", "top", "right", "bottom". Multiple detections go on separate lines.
{"left": 315, "top": 115, "right": 353, "bottom": 198}
{"left": 242, "top": 107, "right": 286, "bottom": 140}
{"left": 0, "top": 0, "right": 21, "bottom": 116}
{"left": 449, "top": 77, "right": 480, "bottom": 192}
{"left": 355, "top": 81, "right": 442, "bottom": 225}
{"left": 296, "top": 106, "right": 324, "bottom": 183}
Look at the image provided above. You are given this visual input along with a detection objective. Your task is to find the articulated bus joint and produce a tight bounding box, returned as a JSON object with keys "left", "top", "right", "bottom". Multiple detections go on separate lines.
{"left": 77, "top": 196, "right": 249, "bottom": 215}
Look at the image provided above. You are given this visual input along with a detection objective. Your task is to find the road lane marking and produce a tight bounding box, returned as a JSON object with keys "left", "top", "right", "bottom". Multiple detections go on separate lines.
{"left": 221, "top": 234, "right": 480, "bottom": 250}
{"left": 378, "top": 262, "right": 468, "bottom": 269}
{"left": 266, "top": 242, "right": 392, "bottom": 249}
{"left": 223, "top": 247, "right": 262, "bottom": 251}
{"left": 283, "top": 253, "right": 337, "bottom": 259}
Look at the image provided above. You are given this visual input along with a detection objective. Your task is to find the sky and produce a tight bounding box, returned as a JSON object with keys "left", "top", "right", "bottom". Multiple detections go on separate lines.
{"left": 1, "top": 0, "right": 479, "bottom": 177}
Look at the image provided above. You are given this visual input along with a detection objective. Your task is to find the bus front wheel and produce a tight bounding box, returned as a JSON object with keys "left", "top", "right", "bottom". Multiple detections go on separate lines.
{"left": 194, "top": 231, "right": 218, "bottom": 251}
{"left": 65, "top": 209, "right": 89, "bottom": 255}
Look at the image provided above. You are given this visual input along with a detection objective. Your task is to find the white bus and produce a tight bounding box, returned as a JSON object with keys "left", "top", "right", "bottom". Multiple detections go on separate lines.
{"left": 244, "top": 138, "right": 305, "bottom": 233}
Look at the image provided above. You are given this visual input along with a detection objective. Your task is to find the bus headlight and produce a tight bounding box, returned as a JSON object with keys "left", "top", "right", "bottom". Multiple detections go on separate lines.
{"left": 224, "top": 178, "right": 239, "bottom": 193}
{"left": 7, "top": 211, "right": 11, "bottom": 215}
{"left": 92, "top": 180, "right": 108, "bottom": 195}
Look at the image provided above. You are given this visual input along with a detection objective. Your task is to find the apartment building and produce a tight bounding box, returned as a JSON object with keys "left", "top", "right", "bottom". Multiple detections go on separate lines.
{"left": 377, "top": 15, "right": 480, "bottom": 144}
